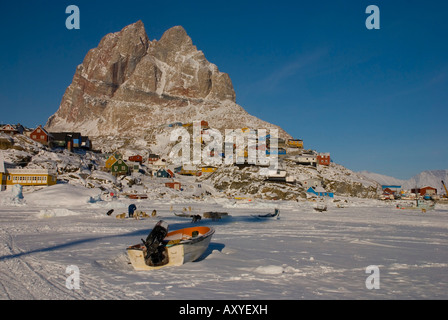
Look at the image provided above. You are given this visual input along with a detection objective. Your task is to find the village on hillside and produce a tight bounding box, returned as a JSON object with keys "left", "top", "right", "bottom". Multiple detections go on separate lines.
{"left": 1, "top": 121, "right": 336, "bottom": 198}
{"left": 1, "top": 122, "right": 446, "bottom": 205}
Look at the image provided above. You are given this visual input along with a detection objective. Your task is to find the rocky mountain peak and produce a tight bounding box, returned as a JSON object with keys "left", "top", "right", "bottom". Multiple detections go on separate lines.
{"left": 159, "top": 25, "right": 193, "bottom": 48}
{"left": 46, "top": 21, "right": 288, "bottom": 141}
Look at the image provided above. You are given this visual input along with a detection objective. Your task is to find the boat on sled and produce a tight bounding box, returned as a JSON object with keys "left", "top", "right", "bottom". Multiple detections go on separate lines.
{"left": 127, "top": 221, "right": 215, "bottom": 270}
{"left": 173, "top": 212, "right": 194, "bottom": 218}
{"left": 251, "top": 208, "right": 280, "bottom": 220}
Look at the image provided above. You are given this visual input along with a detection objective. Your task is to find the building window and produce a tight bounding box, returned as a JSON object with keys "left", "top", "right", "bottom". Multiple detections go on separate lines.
{"left": 32, "top": 135, "right": 36, "bottom": 139}
{"left": 41, "top": 135, "right": 45, "bottom": 140}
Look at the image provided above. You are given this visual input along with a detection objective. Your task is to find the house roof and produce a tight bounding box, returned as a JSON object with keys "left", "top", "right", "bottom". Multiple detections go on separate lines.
{"left": 50, "top": 132, "right": 82, "bottom": 140}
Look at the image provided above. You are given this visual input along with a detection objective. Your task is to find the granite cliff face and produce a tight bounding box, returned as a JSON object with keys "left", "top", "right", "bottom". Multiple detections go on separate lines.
{"left": 46, "top": 21, "right": 288, "bottom": 140}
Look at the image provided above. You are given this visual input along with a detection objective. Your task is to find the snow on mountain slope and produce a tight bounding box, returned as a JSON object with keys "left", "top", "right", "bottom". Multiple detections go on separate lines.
{"left": 405, "top": 170, "right": 448, "bottom": 194}
{"left": 358, "top": 171, "right": 407, "bottom": 187}
{"left": 359, "top": 170, "right": 448, "bottom": 194}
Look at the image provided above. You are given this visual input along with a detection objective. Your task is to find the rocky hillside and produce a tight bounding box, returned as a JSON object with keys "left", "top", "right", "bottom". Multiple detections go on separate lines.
{"left": 200, "top": 161, "right": 381, "bottom": 200}
{"left": 46, "top": 21, "right": 290, "bottom": 144}
{"left": 2, "top": 132, "right": 382, "bottom": 199}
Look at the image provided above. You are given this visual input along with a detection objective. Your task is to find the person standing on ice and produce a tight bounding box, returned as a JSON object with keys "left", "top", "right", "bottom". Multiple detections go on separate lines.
{"left": 128, "top": 204, "right": 137, "bottom": 218}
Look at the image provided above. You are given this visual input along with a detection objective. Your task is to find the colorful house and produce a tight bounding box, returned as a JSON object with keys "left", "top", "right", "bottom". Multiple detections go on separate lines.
{"left": 128, "top": 155, "right": 143, "bottom": 163}
{"left": 287, "top": 139, "right": 304, "bottom": 148}
{"left": 30, "top": 126, "right": 52, "bottom": 146}
{"left": 105, "top": 154, "right": 120, "bottom": 169}
{"left": 307, "top": 186, "right": 334, "bottom": 198}
{"left": 201, "top": 166, "right": 218, "bottom": 173}
{"left": 1, "top": 153, "right": 57, "bottom": 190}
{"left": 317, "top": 153, "right": 331, "bottom": 166}
{"left": 266, "top": 148, "right": 287, "bottom": 155}
{"left": 110, "top": 159, "right": 128, "bottom": 176}
{"left": 165, "top": 182, "right": 181, "bottom": 190}
{"left": 179, "top": 165, "right": 198, "bottom": 176}
{"left": 155, "top": 168, "right": 173, "bottom": 178}
{"left": 165, "top": 181, "right": 181, "bottom": 190}
{"left": 411, "top": 186, "right": 438, "bottom": 196}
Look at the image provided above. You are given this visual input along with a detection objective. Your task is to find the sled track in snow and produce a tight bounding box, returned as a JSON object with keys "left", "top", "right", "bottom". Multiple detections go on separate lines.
{"left": 0, "top": 230, "right": 71, "bottom": 299}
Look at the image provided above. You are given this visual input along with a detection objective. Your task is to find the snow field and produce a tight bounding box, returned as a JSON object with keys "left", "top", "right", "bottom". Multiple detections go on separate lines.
{"left": 0, "top": 184, "right": 447, "bottom": 300}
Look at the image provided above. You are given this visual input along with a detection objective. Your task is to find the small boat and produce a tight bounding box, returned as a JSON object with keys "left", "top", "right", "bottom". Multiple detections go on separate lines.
{"left": 127, "top": 221, "right": 215, "bottom": 270}
{"left": 251, "top": 209, "right": 280, "bottom": 220}
{"left": 313, "top": 204, "right": 328, "bottom": 212}
{"left": 173, "top": 212, "right": 193, "bottom": 218}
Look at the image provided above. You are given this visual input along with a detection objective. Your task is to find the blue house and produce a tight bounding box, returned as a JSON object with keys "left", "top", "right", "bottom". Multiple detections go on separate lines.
{"left": 307, "top": 186, "right": 334, "bottom": 198}
{"left": 155, "top": 168, "right": 172, "bottom": 178}
{"left": 266, "top": 148, "right": 286, "bottom": 155}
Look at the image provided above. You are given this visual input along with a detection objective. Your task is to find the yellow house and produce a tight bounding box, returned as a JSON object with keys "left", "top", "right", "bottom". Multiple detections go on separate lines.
{"left": 201, "top": 166, "right": 217, "bottom": 173}
{"left": 287, "top": 139, "right": 304, "bottom": 148}
{"left": 105, "top": 154, "right": 120, "bottom": 169}
{"left": 1, "top": 168, "right": 57, "bottom": 189}
{"left": 179, "top": 165, "right": 197, "bottom": 176}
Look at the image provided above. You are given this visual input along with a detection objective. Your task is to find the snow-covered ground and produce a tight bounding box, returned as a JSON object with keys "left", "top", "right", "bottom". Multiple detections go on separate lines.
{"left": 1, "top": 184, "right": 447, "bottom": 300}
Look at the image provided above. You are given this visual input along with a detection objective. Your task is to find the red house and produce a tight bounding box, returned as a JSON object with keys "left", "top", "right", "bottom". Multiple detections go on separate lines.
{"left": 165, "top": 182, "right": 181, "bottom": 190}
{"left": 128, "top": 155, "right": 143, "bottom": 163}
{"left": 412, "top": 186, "right": 437, "bottom": 196}
{"left": 30, "top": 125, "right": 52, "bottom": 145}
{"left": 317, "top": 153, "right": 331, "bottom": 166}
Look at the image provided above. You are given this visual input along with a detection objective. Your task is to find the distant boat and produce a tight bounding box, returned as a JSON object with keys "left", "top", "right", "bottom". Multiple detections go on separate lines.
{"left": 313, "top": 204, "right": 328, "bottom": 212}
{"left": 127, "top": 222, "right": 215, "bottom": 270}
{"left": 251, "top": 209, "right": 280, "bottom": 220}
{"left": 173, "top": 212, "right": 193, "bottom": 218}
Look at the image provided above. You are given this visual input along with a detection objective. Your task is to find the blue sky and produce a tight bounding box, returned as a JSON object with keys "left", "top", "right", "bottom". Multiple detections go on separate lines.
{"left": 0, "top": 0, "right": 447, "bottom": 179}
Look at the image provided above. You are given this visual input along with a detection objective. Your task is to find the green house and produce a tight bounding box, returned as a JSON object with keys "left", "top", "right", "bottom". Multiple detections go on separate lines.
{"left": 110, "top": 159, "right": 129, "bottom": 176}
